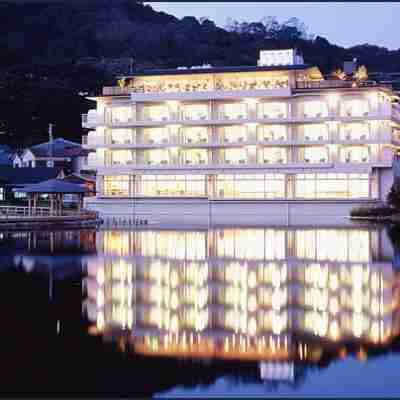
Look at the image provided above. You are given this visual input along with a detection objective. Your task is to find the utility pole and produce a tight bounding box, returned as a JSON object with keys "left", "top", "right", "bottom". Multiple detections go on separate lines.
{"left": 48, "top": 123, "right": 54, "bottom": 160}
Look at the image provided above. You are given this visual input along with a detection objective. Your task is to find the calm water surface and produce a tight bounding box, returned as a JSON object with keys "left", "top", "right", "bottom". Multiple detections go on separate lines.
{"left": 1, "top": 225, "right": 400, "bottom": 397}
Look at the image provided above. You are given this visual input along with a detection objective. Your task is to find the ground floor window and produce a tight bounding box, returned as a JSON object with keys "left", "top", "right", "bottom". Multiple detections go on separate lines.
{"left": 104, "top": 176, "right": 130, "bottom": 196}
{"left": 139, "top": 174, "right": 206, "bottom": 197}
{"left": 14, "top": 191, "right": 27, "bottom": 199}
{"left": 295, "top": 173, "right": 369, "bottom": 199}
{"left": 216, "top": 174, "right": 285, "bottom": 199}
{"left": 101, "top": 172, "right": 371, "bottom": 200}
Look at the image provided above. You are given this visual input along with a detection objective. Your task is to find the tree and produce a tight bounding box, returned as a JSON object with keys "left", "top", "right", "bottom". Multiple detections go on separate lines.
{"left": 387, "top": 182, "right": 400, "bottom": 209}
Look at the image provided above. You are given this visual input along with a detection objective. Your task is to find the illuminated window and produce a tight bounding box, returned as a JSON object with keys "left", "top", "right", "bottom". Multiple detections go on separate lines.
{"left": 142, "top": 128, "right": 170, "bottom": 144}
{"left": 216, "top": 76, "right": 289, "bottom": 91}
{"left": 182, "top": 104, "right": 209, "bottom": 120}
{"left": 111, "top": 107, "right": 133, "bottom": 124}
{"left": 302, "top": 101, "right": 328, "bottom": 118}
{"left": 221, "top": 126, "right": 248, "bottom": 143}
{"left": 258, "top": 102, "right": 287, "bottom": 119}
{"left": 299, "top": 146, "right": 329, "bottom": 163}
{"left": 110, "top": 150, "right": 134, "bottom": 166}
{"left": 139, "top": 174, "right": 206, "bottom": 197}
{"left": 181, "top": 149, "right": 208, "bottom": 165}
{"left": 295, "top": 173, "right": 369, "bottom": 199}
{"left": 259, "top": 147, "right": 287, "bottom": 164}
{"left": 222, "top": 148, "right": 247, "bottom": 165}
{"left": 183, "top": 127, "right": 209, "bottom": 144}
{"left": 218, "top": 103, "right": 247, "bottom": 119}
{"left": 341, "top": 99, "right": 370, "bottom": 117}
{"left": 144, "top": 149, "right": 170, "bottom": 165}
{"left": 103, "top": 175, "right": 130, "bottom": 196}
{"left": 299, "top": 124, "right": 328, "bottom": 141}
{"left": 340, "top": 123, "right": 370, "bottom": 141}
{"left": 110, "top": 129, "right": 134, "bottom": 144}
{"left": 142, "top": 105, "right": 168, "bottom": 121}
{"left": 257, "top": 125, "right": 287, "bottom": 141}
{"left": 216, "top": 174, "right": 285, "bottom": 199}
{"left": 340, "top": 146, "right": 370, "bottom": 163}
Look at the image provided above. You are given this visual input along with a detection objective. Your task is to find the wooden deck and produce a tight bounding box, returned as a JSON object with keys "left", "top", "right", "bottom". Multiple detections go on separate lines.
{"left": 0, "top": 206, "right": 101, "bottom": 228}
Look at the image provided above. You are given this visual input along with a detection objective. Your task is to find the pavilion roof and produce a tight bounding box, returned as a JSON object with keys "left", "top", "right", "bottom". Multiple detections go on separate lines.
{"left": 15, "top": 178, "right": 89, "bottom": 194}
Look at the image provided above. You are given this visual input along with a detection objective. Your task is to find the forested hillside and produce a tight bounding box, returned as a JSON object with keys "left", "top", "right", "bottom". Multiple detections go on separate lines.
{"left": 0, "top": 0, "right": 399, "bottom": 147}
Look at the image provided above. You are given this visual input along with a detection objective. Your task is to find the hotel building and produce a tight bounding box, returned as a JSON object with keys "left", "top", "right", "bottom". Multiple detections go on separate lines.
{"left": 82, "top": 49, "right": 400, "bottom": 222}
{"left": 83, "top": 227, "right": 400, "bottom": 370}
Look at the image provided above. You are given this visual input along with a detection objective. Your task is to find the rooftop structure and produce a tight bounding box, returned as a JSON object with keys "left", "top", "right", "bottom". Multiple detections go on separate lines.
{"left": 81, "top": 49, "right": 400, "bottom": 223}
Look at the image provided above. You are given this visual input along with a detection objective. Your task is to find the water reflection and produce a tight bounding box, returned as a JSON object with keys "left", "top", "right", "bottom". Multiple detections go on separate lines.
{"left": 83, "top": 226, "right": 400, "bottom": 387}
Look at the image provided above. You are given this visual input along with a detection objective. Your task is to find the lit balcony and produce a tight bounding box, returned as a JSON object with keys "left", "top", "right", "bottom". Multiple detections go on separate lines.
{"left": 111, "top": 107, "right": 134, "bottom": 125}
{"left": 339, "top": 124, "right": 370, "bottom": 141}
{"left": 137, "top": 127, "right": 174, "bottom": 145}
{"left": 257, "top": 125, "right": 287, "bottom": 142}
{"left": 218, "top": 103, "right": 248, "bottom": 121}
{"left": 109, "top": 150, "right": 135, "bottom": 166}
{"left": 340, "top": 147, "right": 370, "bottom": 163}
{"left": 340, "top": 100, "right": 370, "bottom": 118}
{"left": 257, "top": 102, "right": 287, "bottom": 120}
{"left": 258, "top": 148, "right": 287, "bottom": 164}
{"left": 181, "top": 149, "right": 208, "bottom": 165}
{"left": 299, "top": 101, "right": 328, "bottom": 119}
{"left": 182, "top": 127, "right": 209, "bottom": 145}
{"left": 222, "top": 127, "right": 249, "bottom": 144}
{"left": 220, "top": 148, "right": 248, "bottom": 165}
{"left": 298, "top": 147, "right": 329, "bottom": 164}
{"left": 109, "top": 129, "right": 135, "bottom": 145}
{"left": 181, "top": 104, "right": 210, "bottom": 121}
{"left": 82, "top": 110, "right": 104, "bottom": 128}
{"left": 297, "top": 124, "right": 329, "bottom": 142}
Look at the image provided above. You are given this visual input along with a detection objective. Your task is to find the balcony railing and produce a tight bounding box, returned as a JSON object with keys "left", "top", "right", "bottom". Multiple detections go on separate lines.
{"left": 296, "top": 80, "right": 392, "bottom": 90}
{"left": 82, "top": 135, "right": 88, "bottom": 145}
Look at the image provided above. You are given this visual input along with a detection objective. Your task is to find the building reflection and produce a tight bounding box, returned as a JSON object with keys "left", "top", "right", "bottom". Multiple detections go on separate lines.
{"left": 83, "top": 226, "right": 400, "bottom": 383}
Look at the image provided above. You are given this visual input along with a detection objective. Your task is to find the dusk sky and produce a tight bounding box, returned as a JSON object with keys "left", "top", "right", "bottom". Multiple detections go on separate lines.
{"left": 148, "top": 2, "right": 399, "bottom": 50}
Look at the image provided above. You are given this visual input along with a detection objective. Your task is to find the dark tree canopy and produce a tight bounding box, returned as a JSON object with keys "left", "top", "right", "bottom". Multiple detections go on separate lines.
{"left": 0, "top": 0, "right": 399, "bottom": 147}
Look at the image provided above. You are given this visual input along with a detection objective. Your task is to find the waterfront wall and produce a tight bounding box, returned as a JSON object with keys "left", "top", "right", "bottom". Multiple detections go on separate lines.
{"left": 84, "top": 197, "right": 380, "bottom": 227}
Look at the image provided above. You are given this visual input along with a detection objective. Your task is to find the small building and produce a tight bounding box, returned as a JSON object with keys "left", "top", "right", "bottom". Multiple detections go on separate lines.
{"left": 13, "top": 138, "right": 91, "bottom": 174}
{"left": 0, "top": 166, "right": 64, "bottom": 202}
{"left": 61, "top": 173, "right": 96, "bottom": 204}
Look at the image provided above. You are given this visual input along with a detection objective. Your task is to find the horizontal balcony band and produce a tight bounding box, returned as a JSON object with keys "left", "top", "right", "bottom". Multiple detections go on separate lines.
{"left": 93, "top": 163, "right": 385, "bottom": 174}
{"left": 82, "top": 114, "right": 394, "bottom": 129}
{"left": 83, "top": 139, "right": 392, "bottom": 149}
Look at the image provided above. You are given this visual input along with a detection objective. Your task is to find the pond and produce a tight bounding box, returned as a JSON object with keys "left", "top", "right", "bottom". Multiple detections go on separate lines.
{"left": 0, "top": 224, "right": 399, "bottom": 397}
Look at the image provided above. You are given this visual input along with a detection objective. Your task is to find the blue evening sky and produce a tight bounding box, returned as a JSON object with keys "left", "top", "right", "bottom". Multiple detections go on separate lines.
{"left": 148, "top": 2, "right": 399, "bottom": 50}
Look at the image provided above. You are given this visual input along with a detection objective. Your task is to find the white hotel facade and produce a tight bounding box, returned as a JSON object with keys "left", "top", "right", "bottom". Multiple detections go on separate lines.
{"left": 82, "top": 50, "right": 400, "bottom": 224}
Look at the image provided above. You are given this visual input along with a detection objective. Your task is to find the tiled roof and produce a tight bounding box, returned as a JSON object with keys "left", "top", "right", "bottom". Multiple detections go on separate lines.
{"left": 0, "top": 166, "right": 63, "bottom": 185}
{"left": 17, "top": 178, "right": 89, "bottom": 194}
{"left": 29, "top": 138, "right": 88, "bottom": 158}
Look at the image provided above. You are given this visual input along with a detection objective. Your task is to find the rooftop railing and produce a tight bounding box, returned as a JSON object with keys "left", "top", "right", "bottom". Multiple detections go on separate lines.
{"left": 295, "top": 80, "right": 392, "bottom": 90}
